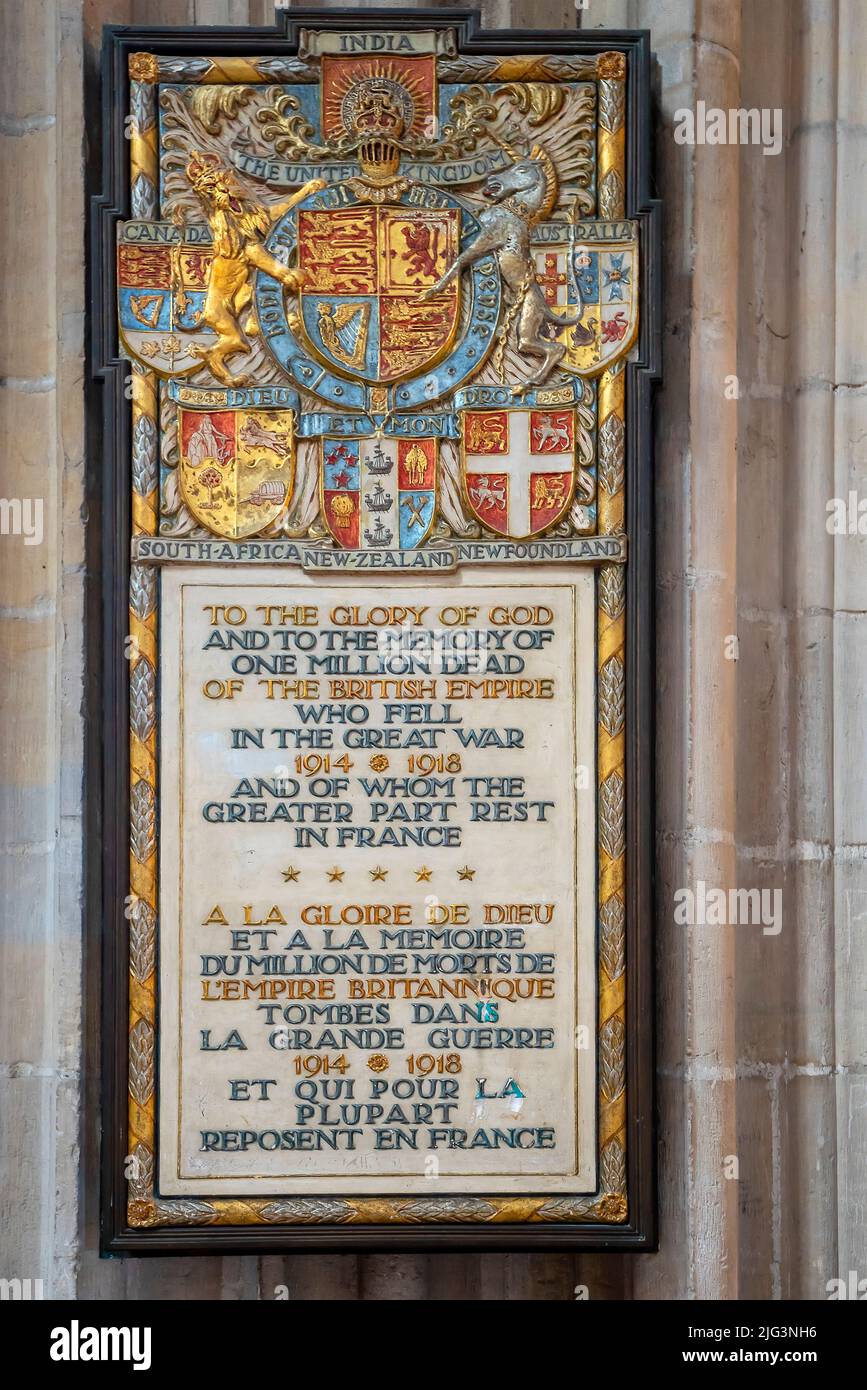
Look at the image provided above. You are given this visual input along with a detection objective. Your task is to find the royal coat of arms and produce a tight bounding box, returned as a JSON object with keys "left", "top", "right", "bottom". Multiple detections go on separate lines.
{"left": 106, "top": 13, "right": 655, "bottom": 1252}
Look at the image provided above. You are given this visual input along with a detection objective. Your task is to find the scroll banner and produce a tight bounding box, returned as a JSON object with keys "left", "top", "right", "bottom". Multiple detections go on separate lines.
{"left": 230, "top": 146, "right": 512, "bottom": 190}
{"left": 454, "top": 381, "right": 587, "bottom": 411}
{"left": 168, "top": 382, "right": 300, "bottom": 412}
{"left": 297, "top": 27, "right": 458, "bottom": 58}
{"left": 296, "top": 411, "right": 457, "bottom": 438}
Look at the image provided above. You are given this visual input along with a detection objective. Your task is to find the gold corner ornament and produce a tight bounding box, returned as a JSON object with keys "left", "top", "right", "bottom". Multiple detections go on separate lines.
{"left": 597, "top": 50, "right": 627, "bottom": 80}
{"left": 129, "top": 51, "right": 159, "bottom": 85}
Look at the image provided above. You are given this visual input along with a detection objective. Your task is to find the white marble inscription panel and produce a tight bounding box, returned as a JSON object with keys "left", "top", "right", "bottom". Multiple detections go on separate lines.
{"left": 158, "top": 565, "right": 596, "bottom": 1194}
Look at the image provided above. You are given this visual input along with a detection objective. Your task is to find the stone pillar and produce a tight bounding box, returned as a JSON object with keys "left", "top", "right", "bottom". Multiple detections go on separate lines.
{"left": 775, "top": 0, "right": 839, "bottom": 1300}
{"left": 0, "top": 0, "right": 86, "bottom": 1300}
{"left": 830, "top": 0, "right": 867, "bottom": 1295}
{"left": 623, "top": 0, "right": 742, "bottom": 1302}
{"left": 730, "top": 0, "right": 792, "bottom": 1302}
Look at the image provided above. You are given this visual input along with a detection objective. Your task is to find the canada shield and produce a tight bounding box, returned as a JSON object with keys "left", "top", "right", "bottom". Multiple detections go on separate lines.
{"left": 296, "top": 205, "right": 460, "bottom": 384}
{"left": 461, "top": 408, "right": 576, "bottom": 539}
{"left": 178, "top": 407, "right": 295, "bottom": 539}
{"left": 321, "top": 436, "right": 437, "bottom": 550}
{"left": 117, "top": 225, "right": 215, "bottom": 377}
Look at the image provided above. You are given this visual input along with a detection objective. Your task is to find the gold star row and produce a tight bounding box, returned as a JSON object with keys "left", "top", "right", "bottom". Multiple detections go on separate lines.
{"left": 282, "top": 865, "right": 475, "bottom": 883}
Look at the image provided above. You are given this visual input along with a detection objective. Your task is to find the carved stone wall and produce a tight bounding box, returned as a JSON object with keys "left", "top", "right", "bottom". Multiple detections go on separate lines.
{"left": 0, "top": 0, "right": 864, "bottom": 1300}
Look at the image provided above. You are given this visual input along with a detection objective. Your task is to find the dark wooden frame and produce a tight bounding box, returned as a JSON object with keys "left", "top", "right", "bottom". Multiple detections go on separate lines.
{"left": 90, "top": 6, "right": 661, "bottom": 1254}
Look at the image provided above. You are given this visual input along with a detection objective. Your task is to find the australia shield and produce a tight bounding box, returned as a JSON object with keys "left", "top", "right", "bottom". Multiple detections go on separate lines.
{"left": 296, "top": 205, "right": 460, "bottom": 384}
{"left": 321, "top": 436, "right": 436, "bottom": 550}
{"left": 461, "top": 408, "right": 575, "bottom": 539}
{"left": 535, "top": 227, "right": 639, "bottom": 377}
{"left": 178, "top": 407, "right": 295, "bottom": 539}
{"left": 117, "top": 224, "right": 215, "bottom": 377}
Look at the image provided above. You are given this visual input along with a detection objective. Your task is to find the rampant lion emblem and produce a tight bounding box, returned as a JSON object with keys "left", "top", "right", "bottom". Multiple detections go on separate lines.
{"left": 183, "top": 151, "right": 325, "bottom": 386}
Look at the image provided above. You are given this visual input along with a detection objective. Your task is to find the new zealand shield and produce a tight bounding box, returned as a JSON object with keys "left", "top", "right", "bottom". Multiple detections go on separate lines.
{"left": 321, "top": 436, "right": 437, "bottom": 550}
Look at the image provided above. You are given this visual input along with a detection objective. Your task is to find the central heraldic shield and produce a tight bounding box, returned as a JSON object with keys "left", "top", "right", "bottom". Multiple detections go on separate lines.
{"left": 297, "top": 205, "right": 460, "bottom": 384}
{"left": 461, "top": 408, "right": 577, "bottom": 539}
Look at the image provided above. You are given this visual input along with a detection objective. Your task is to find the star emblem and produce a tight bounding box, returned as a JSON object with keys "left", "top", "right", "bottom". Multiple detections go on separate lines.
{"left": 327, "top": 866, "right": 345, "bottom": 882}
{"left": 603, "top": 253, "right": 631, "bottom": 302}
{"left": 282, "top": 866, "right": 300, "bottom": 882}
{"left": 370, "top": 866, "right": 388, "bottom": 881}
{"left": 415, "top": 867, "right": 432, "bottom": 882}
{"left": 457, "top": 866, "right": 475, "bottom": 880}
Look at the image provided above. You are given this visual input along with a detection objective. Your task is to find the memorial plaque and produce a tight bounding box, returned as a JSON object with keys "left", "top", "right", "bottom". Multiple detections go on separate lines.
{"left": 93, "top": 9, "right": 660, "bottom": 1251}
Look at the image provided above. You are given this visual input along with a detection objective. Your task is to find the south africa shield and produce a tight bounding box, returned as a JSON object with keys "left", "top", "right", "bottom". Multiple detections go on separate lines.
{"left": 296, "top": 204, "right": 460, "bottom": 384}
{"left": 321, "top": 437, "right": 436, "bottom": 550}
{"left": 178, "top": 407, "right": 295, "bottom": 539}
{"left": 117, "top": 223, "right": 215, "bottom": 378}
{"left": 461, "top": 408, "right": 576, "bottom": 539}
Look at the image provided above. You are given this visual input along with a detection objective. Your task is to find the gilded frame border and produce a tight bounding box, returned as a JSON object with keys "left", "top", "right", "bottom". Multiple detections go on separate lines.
{"left": 92, "top": 7, "right": 660, "bottom": 1252}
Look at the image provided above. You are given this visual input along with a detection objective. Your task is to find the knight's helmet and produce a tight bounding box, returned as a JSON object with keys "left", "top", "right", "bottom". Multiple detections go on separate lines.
{"left": 344, "top": 78, "right": 409, "bottom": 184}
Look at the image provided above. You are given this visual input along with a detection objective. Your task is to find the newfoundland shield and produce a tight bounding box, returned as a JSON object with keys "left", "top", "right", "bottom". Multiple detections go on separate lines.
{"left": 461, "top": 407, "right": 576, "bottom": 539}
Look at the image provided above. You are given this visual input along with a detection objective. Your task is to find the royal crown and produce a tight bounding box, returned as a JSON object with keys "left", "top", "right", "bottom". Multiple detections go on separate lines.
{"left": 186, "top": 150, "right": 234, "bottom": 199}
{"left": 347, "top": 83, "right": 406, "bottom": 182}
